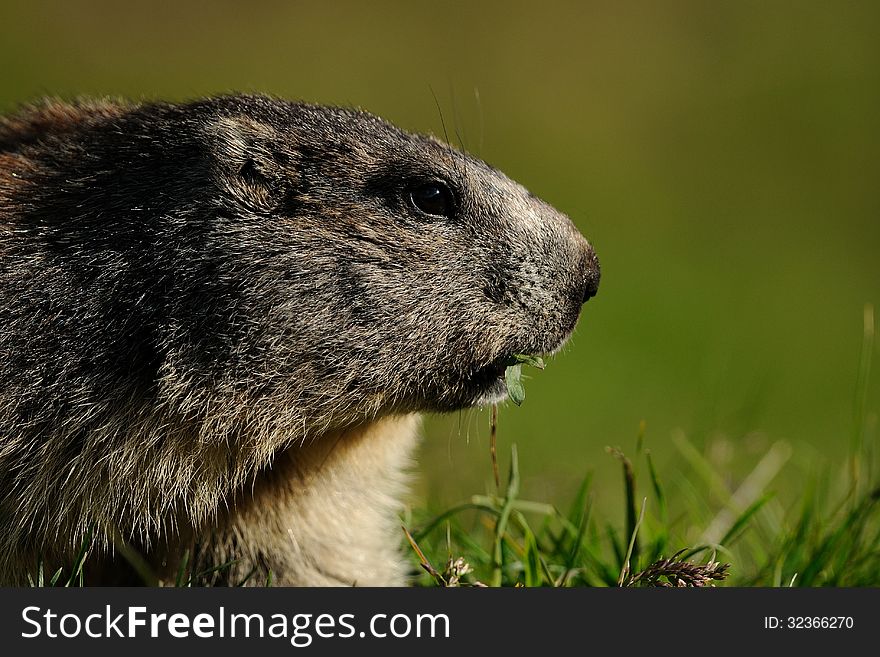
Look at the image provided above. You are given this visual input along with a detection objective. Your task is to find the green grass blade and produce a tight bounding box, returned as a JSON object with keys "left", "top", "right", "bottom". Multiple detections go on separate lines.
{"left": 491, "top": 444, "right": 521, "bottom": 586}
{"left": 719, "top": 493, "right": 774, "bottom": 548}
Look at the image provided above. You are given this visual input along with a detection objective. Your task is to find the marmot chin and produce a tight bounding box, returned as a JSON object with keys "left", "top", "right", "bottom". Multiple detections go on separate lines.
{"left": 0, "top": 94, "right": 600, "bottom": 585}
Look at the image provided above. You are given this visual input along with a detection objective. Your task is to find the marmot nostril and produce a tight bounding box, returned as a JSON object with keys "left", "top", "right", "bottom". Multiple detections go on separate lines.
{"left": 583, "top": 267, "right": 600, "bottom": 303}
{"left": 579, "top": 245, "right": 600, "bottom": 304}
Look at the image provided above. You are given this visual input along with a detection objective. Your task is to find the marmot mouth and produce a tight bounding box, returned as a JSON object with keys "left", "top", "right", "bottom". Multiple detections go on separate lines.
{"left": 470, "top": 362, "right": 510, "bottom": 406}
{"left": 469, "top": 352, "right": 541, "bottom": 407}
{"left": 467, "top": 326, "right": 577, "bottom": 407}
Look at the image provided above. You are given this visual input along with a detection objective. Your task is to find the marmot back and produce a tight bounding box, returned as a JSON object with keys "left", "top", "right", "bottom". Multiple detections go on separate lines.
{"left": 0, "top": 95, "right": 599, "bottom": 585}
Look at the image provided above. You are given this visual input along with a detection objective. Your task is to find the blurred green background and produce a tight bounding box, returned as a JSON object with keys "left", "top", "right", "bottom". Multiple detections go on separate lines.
{"left": 2, "top": 1, "right": 877, "bottom": 520}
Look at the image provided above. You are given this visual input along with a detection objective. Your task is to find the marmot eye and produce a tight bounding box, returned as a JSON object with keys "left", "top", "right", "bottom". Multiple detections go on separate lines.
{"left": 408, "top": 181, "right": 454, "bottom": 218}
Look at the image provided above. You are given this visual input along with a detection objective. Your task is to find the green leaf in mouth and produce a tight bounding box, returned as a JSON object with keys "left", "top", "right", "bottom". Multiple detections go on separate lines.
{"left": 503, "top": 354, "right": 544, "bottom": 406}
{"left": 508, "top": 353, "right": 545, "bottom": 370}
{"left": 505, "top": 364, "right": 526, "bottom": 406}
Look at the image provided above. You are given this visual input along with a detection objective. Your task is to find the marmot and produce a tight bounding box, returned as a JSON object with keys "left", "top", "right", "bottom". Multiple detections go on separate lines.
{"left": 0, "top": 94, "right": 599, "bottom": 586}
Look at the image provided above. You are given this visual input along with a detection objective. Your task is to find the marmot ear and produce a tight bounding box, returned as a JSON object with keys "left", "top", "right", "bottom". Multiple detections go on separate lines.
{"left": 207, "top": 116, "right": 287, "bottom": 212}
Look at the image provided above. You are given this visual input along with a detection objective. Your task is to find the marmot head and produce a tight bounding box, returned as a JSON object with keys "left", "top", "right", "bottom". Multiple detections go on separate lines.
{"left": 192, "top": 96, "right": 600, "bottom": 420}
{"left": 4, "top": 95, "right": 599, "bottom": 432}
{"left": 0, "top": 94, "right": 600, "bottom": 580}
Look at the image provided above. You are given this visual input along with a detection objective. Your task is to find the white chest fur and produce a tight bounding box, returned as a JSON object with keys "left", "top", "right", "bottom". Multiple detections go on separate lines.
{"left": 199, "top": 414, "right": 422, "bottom": 586}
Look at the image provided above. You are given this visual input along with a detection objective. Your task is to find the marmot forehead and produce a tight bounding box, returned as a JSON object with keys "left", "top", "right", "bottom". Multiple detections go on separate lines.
{"left": 208, "top": 95, "right": 474, "bottom": 181}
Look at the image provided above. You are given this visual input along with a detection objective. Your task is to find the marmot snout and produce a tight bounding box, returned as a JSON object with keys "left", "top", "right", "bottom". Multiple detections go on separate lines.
{"left": 0, "top": 94, "right": 599, "bottom": 585}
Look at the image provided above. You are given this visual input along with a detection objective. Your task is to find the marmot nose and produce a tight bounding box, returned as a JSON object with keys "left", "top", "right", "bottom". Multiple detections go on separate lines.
{"left": 583, "top": 271, "right": 600, "bottom": 303}
{"left": 581, "top": 248, "right": 600, "bottom": 304}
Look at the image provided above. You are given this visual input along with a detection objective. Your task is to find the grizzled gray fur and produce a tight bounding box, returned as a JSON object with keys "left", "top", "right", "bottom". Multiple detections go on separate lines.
{"left": 0, "top": 95, "right": 599, "bottom": 585}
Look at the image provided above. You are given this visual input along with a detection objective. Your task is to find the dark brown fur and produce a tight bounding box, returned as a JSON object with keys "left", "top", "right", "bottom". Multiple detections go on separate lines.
{"left": 0, "top": 95, "right": 598, "bottom": 585}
